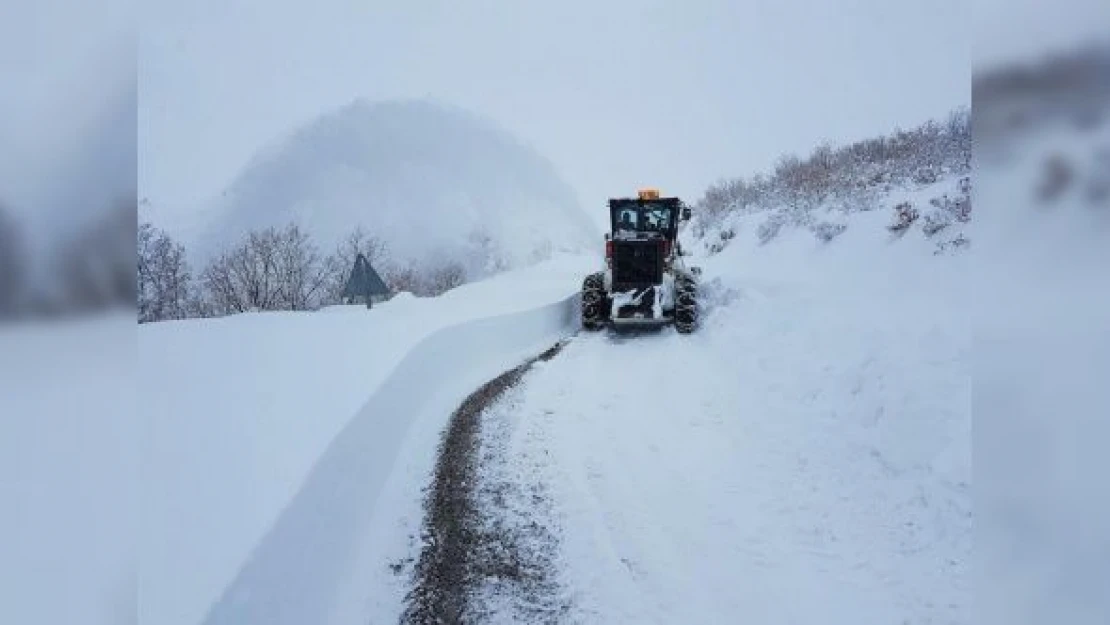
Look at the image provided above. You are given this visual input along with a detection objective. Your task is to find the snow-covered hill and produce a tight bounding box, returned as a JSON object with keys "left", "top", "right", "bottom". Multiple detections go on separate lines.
{"left": 188, "top": 99, "right": 599, "bottom": 280}
{"left": 132, "top": 150, "right": 979, "bottom": 624}
{"left": 684, "top": 108, "right": 971, "bottom": 260}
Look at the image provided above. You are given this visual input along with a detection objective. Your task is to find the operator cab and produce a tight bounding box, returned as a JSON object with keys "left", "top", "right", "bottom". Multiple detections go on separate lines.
{"left": 609, "top": 191, "right": 683, "bottom": 241}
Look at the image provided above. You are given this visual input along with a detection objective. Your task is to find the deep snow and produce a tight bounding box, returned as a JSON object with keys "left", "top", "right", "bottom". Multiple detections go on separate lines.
{"left": 137, "top": 164, "right": 982, "bottom": 625}
{"left": 459, "top": 210, "right": 972, "bottom": 624}
{"left": 137, "top": 253, "right": 595, "bottom": 625}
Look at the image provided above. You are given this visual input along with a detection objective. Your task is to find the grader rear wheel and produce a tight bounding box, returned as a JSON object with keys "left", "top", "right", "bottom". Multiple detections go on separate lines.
{"left": 581, "top": 272, "right": 608, "bottom": 331}
{"left": 675, "top": 275, "right": 698, "bottom": 334}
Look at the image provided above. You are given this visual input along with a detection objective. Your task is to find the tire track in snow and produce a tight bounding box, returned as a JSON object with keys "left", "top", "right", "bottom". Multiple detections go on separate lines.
{"left": 400, "top": 340, "right": 568, "bottom": 624}
{"left": 465, "top": 282, "right": 970, "bottom": 624}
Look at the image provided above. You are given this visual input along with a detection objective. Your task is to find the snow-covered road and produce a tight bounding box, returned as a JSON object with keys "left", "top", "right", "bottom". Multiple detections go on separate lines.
{"left": 465, "top": 263, "right": 971, "bottom": 623}
{"left": 134, "top": 204, "right": 972, "bottom": 625}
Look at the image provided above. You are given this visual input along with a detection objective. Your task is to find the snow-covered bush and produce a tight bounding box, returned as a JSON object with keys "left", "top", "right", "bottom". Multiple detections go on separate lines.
{"left": 688, "top": 107, "right": 971, "bottom": 254}
{"left": 139, "top": 222, "right": 193, "bottom": 323}
{"left": 810, "top": 221, "right": 848, "bottom": 243}
{"left": 933, "top": 233, "right": 970, "bottom": 255}
{"left": 922, "top": 189, "right": 972, "bottom": 237}
{"left": 757, "top": 213, "right": 787, "bottom": 245}
{"left": 888, "top": 202, "right": 921, "bottom": 232}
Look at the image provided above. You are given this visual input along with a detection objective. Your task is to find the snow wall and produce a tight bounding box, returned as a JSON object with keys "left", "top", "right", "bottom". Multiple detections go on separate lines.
{"left": 199, "top": 292, "right": 581, "bottom": 625}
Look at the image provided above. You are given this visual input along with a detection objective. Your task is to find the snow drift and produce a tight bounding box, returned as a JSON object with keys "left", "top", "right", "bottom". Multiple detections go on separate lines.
{"left": 200, "top": 293, "right": 580, "bottom": 625}
{"left": 137, "top": 254, "right": 594, "bottom": 625}
{"left": 190, "top": 99, "right": 599, "bottom": 280}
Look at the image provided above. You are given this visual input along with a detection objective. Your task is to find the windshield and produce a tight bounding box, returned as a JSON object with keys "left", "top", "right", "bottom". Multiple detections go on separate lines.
{"left": 613, "top": 206, "right": 674, "bottom": 235}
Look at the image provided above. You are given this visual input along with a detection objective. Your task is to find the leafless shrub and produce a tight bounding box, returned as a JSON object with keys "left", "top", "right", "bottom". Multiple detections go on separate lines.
{"left": 757, "top": 213, "right": 786, "bottom": 245}
{"left": 428, "top": 261, "right": 467, "bottom": 294}
{"left": 888, "top": 202, "right": 920, "bottom": 232}
{"left": 689, "top": 106, "right": 971, "bottom": 250}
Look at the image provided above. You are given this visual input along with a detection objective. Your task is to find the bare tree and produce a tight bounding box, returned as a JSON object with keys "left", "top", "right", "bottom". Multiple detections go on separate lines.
{"left": 427, "top": 261, "right": 466, "bottom": 294}
{"left": 202, "top": 229, "right": 280, "bottom": 314}
{"left": 382, "top": 259, "right": 422, "bottom": 295}
{"left": 200, "top": 222, "right": 332, "bottom": 315}
{"left": 274, "top": 223, "right": 330, "bottom": 311}
{"left": 200, "top": 251, "right": 244, "bottom": 315}
{"left": 138, "top": 221, "right": 193, "bottom": 322}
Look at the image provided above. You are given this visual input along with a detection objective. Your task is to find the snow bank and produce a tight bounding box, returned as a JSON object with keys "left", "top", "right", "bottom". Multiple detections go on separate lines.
{"left": 138, "top": 253, "right": 593, "bottom": 625}
{"left": 200, "top": 292, "right": 580, "bottom": 625}
{"left": 687, "top": 174, "right": 971, "bottom": 314}
{"left": 686, "top": 171, "right": 970, "bottom": 274}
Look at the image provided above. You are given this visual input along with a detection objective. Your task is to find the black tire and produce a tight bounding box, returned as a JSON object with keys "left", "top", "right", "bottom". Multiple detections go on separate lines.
{"left": 581, "top": 272, "right": 609, "bottom": 330}
{"left": 675, "top": 275, "right": 698, "bottom": 334}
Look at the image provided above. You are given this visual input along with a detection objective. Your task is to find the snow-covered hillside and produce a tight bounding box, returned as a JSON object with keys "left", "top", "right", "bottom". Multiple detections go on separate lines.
{"left": 685, "top": 108, "right": 971, "bottom": 260}
{"left": 188, "top": 99, "right": 599, "bottom": 280}
{"left": 378, "top": 173, "right": 973, "bottom": 623}
{"left": 135, "top": 145, "right": 977, "bottom": 624}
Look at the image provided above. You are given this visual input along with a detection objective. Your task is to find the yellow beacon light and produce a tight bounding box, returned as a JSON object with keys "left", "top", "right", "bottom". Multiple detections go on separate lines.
{"left": 637, "top": 188, "right": 661, "bottom": 200}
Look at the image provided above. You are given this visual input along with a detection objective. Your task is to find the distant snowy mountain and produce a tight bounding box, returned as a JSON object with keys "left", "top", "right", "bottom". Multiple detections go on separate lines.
{"left": 192, "top": 98, "right": 599, "bottom": 280}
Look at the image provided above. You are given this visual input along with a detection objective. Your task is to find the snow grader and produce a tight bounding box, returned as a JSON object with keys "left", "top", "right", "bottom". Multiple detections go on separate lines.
{"left": 580, "top": 188, "right": 701, "bottom": 333}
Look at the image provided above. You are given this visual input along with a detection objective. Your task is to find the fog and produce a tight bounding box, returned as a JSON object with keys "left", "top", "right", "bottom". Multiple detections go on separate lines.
{"left": 141, "top": 0, "right": 969, "bottom": 231}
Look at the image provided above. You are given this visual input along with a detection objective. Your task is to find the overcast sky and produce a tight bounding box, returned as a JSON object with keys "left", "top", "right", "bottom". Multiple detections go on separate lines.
{"left": 138, "top": 0, "right": 978, "bottom": 231}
